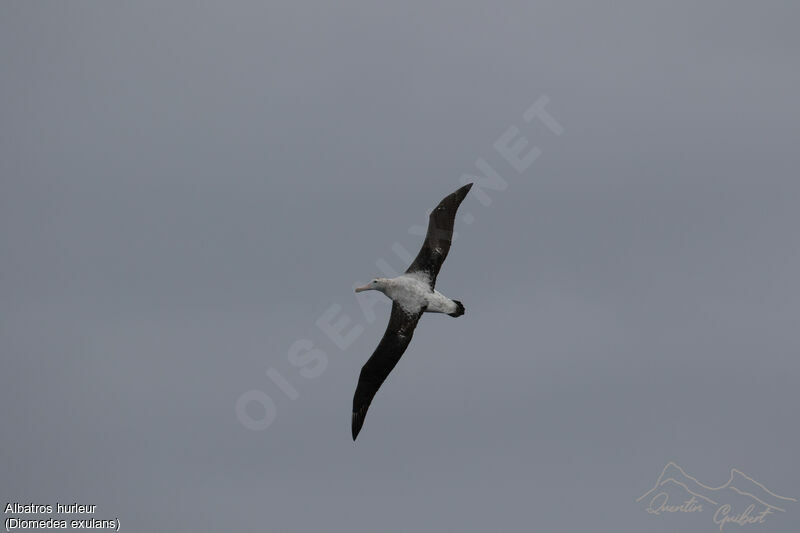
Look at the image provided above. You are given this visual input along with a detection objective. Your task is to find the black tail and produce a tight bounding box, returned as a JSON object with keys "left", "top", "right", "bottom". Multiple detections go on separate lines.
{"left": 448, "top": 300, "right": 465, "bottom": 317}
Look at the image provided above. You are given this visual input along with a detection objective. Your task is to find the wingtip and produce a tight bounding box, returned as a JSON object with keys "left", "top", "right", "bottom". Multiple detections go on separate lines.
{"left": 351, "top": 412, "right": 362, "bottom": 441}
{"left": 451, "top": 182, "right": 473, "bottom": 201}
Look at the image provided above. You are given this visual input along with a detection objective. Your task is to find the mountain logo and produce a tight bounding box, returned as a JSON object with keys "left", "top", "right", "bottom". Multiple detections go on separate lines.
{"left": 637, "top": 462, "right": 796, "bottom": 530}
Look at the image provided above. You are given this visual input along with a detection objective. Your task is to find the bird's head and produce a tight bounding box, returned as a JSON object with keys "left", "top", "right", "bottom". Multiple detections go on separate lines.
{"left": 355, "top": 278, "right": 388, "bottom": 293}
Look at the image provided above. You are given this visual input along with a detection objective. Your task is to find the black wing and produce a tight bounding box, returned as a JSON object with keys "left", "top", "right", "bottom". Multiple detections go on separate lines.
{"left": 352, "top": 303, "right": 424, "bottom": 440}
{"left": 405, "top": 183, "right": 473, "bottom": 288}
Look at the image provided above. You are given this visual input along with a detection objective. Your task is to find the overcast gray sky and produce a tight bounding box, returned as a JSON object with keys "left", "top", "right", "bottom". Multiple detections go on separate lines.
{"left": 2, "top": 2, "right": 799, "bottom": 532}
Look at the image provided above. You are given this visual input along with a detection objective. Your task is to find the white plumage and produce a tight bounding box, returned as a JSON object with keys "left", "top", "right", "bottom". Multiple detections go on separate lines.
{"left": 379, "top": 274, "right": 460, "bottom": 315}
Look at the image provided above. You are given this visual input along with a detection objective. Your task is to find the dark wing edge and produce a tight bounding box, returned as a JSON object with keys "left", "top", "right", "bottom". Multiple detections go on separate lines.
{"left": 351, "top": 303, "right": 423, "bottom": 440}
{"left": 405, "top": 183, "right": 473, "bottom": 288}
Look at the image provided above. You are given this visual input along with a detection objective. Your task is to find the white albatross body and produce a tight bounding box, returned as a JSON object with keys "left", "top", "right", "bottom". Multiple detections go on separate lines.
{"left": 361, "top": 273, "right": 461, "bottom": 316}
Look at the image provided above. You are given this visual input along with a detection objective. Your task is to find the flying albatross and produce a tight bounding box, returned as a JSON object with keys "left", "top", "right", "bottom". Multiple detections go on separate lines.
{"left": 351, "top": 183, "right": 473, "bottom": 440}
